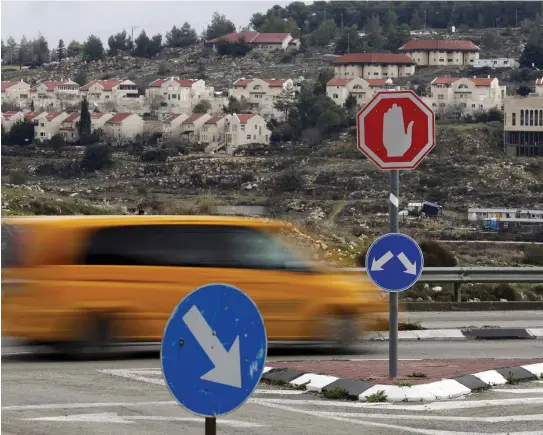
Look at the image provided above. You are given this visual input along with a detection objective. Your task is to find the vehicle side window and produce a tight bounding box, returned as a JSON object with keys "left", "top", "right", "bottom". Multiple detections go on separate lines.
{"left": 80, "top": 225, "right": 310, "bottom": 271}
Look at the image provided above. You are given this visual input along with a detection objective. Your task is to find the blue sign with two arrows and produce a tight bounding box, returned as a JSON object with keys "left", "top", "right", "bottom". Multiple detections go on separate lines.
{"left": 161, "top": 283, "right": 267, "bottom": 417}
{"left": 365, "top": 233, "right": 424, "bottom": 292}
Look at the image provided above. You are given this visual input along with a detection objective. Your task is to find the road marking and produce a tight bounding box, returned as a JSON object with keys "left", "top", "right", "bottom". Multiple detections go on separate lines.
{"left": 2, "top": 401, "right": 177, "bottom": 411}
{"left": 252, "top": 399, "right": 543, "bottom": 435}
{"left": 255, "top": 397, "right": 543, "bottom": 411}
{"left": 24, "top": 412, "right": 266, "bottom": 427}
{"left": 493, "top": 388, "right": 543, "bottom": 394}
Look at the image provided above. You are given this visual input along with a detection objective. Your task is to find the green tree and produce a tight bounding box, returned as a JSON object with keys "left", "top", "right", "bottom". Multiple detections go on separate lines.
{"left": 193, "top": 99, "right": 211, "bottom": 114}
{"left": 56, "top": 39, "right": 65, "bottom": 63}
{"left": 18, "top": 35, "right": 32, "bottom": 66}
{"left": 147, "top": 34, "right": 163, "bottom": 57}
{"left": 1, "top": 39, "right": 5, "bottom": 59}
{"left": 78, "top": 97, "right": 92, "bottom": 144}
{"left": 273, "top": 84, "right": 297, "bottom": 121}
{"left": 165, "top": 23, "right": 197, "bottom": 47}
{"left": 134, "top": 30, "right": 150, "bottom": 57}
{"left": 520, "top": 28, "right": 543, "bottom": 69}
{"left": 365, "top": 14, "right": 385, "bottom": 51}
{"left": 80, "top": 144, "right": 112, "bottom": 172}
{"left": 108, "top": 30, "right": 131, "bottom": 55}
{"left": 5, "top": 119, "right": 35, "bottom": 145}
{"left": 5, "top": 37, "right": 18, "bottom": 64}
{"left": 73, "top": 70, "right": 88, "bottom": 86}
{"left": 344, "top": 94, "right": 358, "bottom": 114}
{"left": 215, "top": 37, "right": 252, "bottom": 57}
{"left": 67, "top": 40, "right": 83, "bottom": 58}
{"left": 335, "top": 25, "right": 364, "bottom": 54}
{"left": 310, "top": 19, "right": 336, "bottom": 46}
{"left": 314, "top": 70, "right": 334, "bottom": 95}
{"left": 31, "top": 34, "right": 49, "bottom": 65}
{"left": 49, "top": 133, "right": 65, "bottom": 151}
{"left": 481, "top": 31, "right": 503, "bottom": 50}
{"left": 205, "top": 12, "right": 236, "bottom": 40}
{"left": 83, "top": 35, "right": 104, "bottom": 61}
{"left": 223, "top": 96, "right": 250, "bottom": 114}
{"left": 250, "top": 12, "right": 267, "bottom": 31}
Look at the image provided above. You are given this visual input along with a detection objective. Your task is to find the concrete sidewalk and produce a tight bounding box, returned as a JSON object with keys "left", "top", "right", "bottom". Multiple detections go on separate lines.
{"left": 364, "top": 327, "right": 543, "bottom": 341}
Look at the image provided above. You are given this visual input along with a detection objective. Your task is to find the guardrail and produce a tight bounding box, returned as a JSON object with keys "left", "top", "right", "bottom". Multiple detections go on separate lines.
{"left": 340, "top": 267, "right": 543, "bottom": 301}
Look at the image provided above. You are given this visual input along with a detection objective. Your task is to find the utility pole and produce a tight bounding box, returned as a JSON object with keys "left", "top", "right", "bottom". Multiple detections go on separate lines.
{"left": 131, "top": 26, "right": 139, "bottom": 44}
{"left": 515, "top": 8, "right": 518, "bottom": 28}
{"left": 424, "top": 11, "right": 427, "bottom": 29}
{"left": 341, "top": 13, "right": 344, "bottom": 33}
{"left": 347, "top": 32, "right": 350, "bottom": 54}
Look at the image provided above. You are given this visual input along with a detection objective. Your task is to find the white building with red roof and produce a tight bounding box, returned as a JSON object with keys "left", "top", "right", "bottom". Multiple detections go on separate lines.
{"left": 398, "top": 39, "right": 480, "bottom": 66}
{"left": 326, "top": 77, "right": 399, "bottom": 108}
{"left": 425, "top": 76, "right": 506, "bottom": 113}
{"left": 34, "top": 111, "right": 71, "bottom": 142}
{"left": 1, "top": 80, "right": 31, "bottom": 108}
{"left": 207, "top": 32, "right": 299, "bottom": 52}
{"left": 58, "top": 111, "right": 115, "bottom": 143}
{"left": 103, "top": 112, "right": 144, "bottom": 141}
{"left": 30, "top": 80, "right": 80, "bottom": 110}
{"left": 1, "top": 111, "right": 25, "bottom": 131}
{"left": 201, "top": 114, "right": 227, "bottom": 146}
{"left": 145, "top": 77, "right": 214, "bottom": 113}
{"left": 180, "top": 113, "right": 212, "bottom": 143}
{"left": 162, "top": 112, "right": 190, "bottom": 140}
{"left": 536, "top": 78, "right": 543, "bottom": 97}
{"left": 81, "top": 79, "right": 142, "bottom": 111}
{"left": 224, "top": 113, "right": 270, "bottom": 154}
{"left": 333, "top": 53, "right": 416, "bottom": 79}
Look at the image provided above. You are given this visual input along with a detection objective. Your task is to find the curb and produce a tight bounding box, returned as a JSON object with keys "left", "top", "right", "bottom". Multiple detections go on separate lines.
{"left": 364, "top": 328, "right": 543, "bottom": 341}
{"left": 260, "top": 362, "right": 543, "bottom": 403}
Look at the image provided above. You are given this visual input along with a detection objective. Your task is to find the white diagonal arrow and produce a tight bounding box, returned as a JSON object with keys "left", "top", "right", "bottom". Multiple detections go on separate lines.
{"left": 24, "top": 412, "right": 265, "bottom": 427}
{"left": 183, "top": 305, "right": 242, "bottom": 388}
{"left": 370, "top": 251, "right": 394, "bottom": 271}
{"left": 397, "top": 252, "right": 417, "bottom": 275}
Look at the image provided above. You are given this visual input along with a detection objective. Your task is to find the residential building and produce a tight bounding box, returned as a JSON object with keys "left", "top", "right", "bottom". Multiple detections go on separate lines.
{"left": 146, "top": 77, "right": 214, "bottom": 113}
{"left": 229, "top": 78, "right": 299, "bottom": 119}
{"left": 207, "top": 32, "right": 300, "bottom": 52}
{"left": 34, "top": 112, "right": 70, "bottom": 142}
{"left": 162, "top": 112, "right": 190, "bottom": 141}
{"left": 423, "top": 76, "right": 506, "bottom": 113}
{"left": 224, "top": 113, "right": 270, "bottom": 154}
{"left": 1, "top": 111, "right": 25, "bottom": 131}
{"left": 468, "top": 208, "right": 543, "bottom": 222}
{"left": 31, "top": 80, "right": 80, "bottom": 110}
{"left": 81, "top": 79, "right": 142, "bottom": 112}
{"left": 59, "top": 111, "right": 80, "bottom": 142}
{"left": 104, "top": 113, "right": 144, "bottom": 141}
{"left": 503, "top": 96, "right": 543, "bottom": 157}
{"left": 473, "top": 58, "right": 519, "bottom": 69}
{"left": 326, "top": 77, "right": 399, "bottom": 108}
{"left": 536, "top": 78, "right": 543, "bottom": 97}
{"left": 332, "top": 53, "right": 416, "bottom": 79}
{"left": 180, "top": 113, "right": 212, "bottom": 143}
{"left": 398, "top": 40, "right": 480, "bottom": 66}
{"left": 201, "top": 114, "right": 226, "bottom": 148}
{"left": 24, "top": 111, "right": 47, "bottom": 123}
{"left": 1, "top": 80, "right": 31, "bottom": 108}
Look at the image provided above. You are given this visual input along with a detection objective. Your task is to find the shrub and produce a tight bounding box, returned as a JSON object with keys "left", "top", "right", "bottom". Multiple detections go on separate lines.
{"left": 523, "top": 245, "right": 543, "bottom": 266}
{"left": 140, "top": 149, "right": 169, "bottom": 163}
{"left": 492, "top": 283, "right": 520, "bottom": 301}
{"left": 8, "top": 170, "right": 28, "bottom": 185}
{"left": 80, "top": 143, "right": 113, "bottom": 172}
{"left": 419, "top": 240, "right": 458, "bottom": 267}
{"left": 276, "top": 167, "right": 304, "bottom": 192}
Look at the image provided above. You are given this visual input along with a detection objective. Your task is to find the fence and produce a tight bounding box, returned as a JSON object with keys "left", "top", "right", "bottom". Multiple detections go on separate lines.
{"left": 340, "top": 267, "right": 543, "bottom": 302}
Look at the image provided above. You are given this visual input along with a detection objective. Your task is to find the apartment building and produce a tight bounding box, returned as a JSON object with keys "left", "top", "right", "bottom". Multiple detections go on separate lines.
{"left": 146, "top": 77, "right": 214, "bottom": 113}
{"left": 31, "top": 80, "right": 81, "bottom": 110}
{"left": 332, "top": 53, "right": 416, "bottom": 79}
{"left": 207, "top": 32, "right": 300, "bottom": 52}
{"left": 162, "top": 112, "right": 190, "bottom": 141}
{"left": 34, "top": 112, "right": 70, "bottom": 142}
{"left": 81, "top": 79, "right": 142, "bottom": 111}
{"left": 473, "top": 58, "right": 519, "bottom": 69}
{"left": 424, "top": 76, "right": 506, "bottom": 113}
{"left": 1, "top": 80, "right": 31, "bottom": 108}
{"left": 103, "top": 113, "right": 144, "bottom": 141}
{"left": 503, "top": 96, "right": 543, "bottom": 157}
{"left": 326, "top": 77, "right": 399, "bottom": 108}
{"left": 180, "top": 113, "right": 212, "bottom": 143}
{"left": 224, "top": 113, "right": 270, "bottom": 154}
{"left": 1, "top": 111, "right": 25, "bottom": 131}
{"left": 200, "top": 114, "right": 226, "bottom": 144}
{"left": 398, "top": 40, "right": 480, "bottom": 66}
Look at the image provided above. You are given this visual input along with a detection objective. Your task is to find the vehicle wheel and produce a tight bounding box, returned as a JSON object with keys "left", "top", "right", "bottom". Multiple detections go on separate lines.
{"left": 53, "top": 313, "right": 113, "bottom": 360}
{"left": 322, "top": 314, "right": 357, "bottom": 353}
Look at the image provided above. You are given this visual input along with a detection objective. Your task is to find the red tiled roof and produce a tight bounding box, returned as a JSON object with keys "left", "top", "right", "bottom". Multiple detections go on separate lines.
{"left": 1, "top": 81, "right": 19, "bottom": 91}
{"left": 205, "top": 114, "right": 224, "bottom": 124}
{"left": 91, "top": 112, "right": 107, "bottom": 119}
{"left": 399, "top": 40, "right": 480, "bottom": 51}
{"left": 251, "top": 33, "right": 290, "bottom": 44}
{"left": 263, "top": 79, "right": 288, "bottom": 87}
{"left": 149, "top": 78, "right": 196, "bottom": 88}
{"left": 470, "top": 78, "right": 495, "bottom": 86}
{"left": 432, "top": 77, "right": 496, "bottom": 86}
{"left": 39, "top": 81, "right": 80, "bottom": 91}
{"left": 366, "top": 79, "right": 390, "bottom": 86}
{"left": 163, "top": 113, "right": 186, "bottom": 124}
{"left": 535, "top": 78, "right": 543, "bottom": 86}
{"left": 81, "top": 80, "right": 123, "bottom": 91}
{"left": 2, "top": 111, "right": 20, "bottom": 120}
{"left": 106, "top": 113, "right": 132, "bottom": 123}
{"left": 63, "top": 112, "right": 80, "bottom": 123}
{"left": 59, "top": 127, "right": 74, "bottom": 131}
{"left": 327, "top": 77, "right": 354, "bottom": 86}
{"left": 207, "top": 31, "right": 259, "bottom": 44}
{"left": 333, "top": 53, "right": 415, "bottom": 65}
{"left": 182, "top": 113, "right": 205, "bottom": 124}
{"left": 432, "top": 77, "right": 459, "bottom": 85}
{"left": 46, "top": 112, "right": 64, "bottom": 121}
{"left": 24, "top": 111, "right": 42, "bottom": 120}
{"left": 233, "top": 79, "right": 253, "bottom": 87}
{"left": 235, "top": 114, "right": 253, "bottom": 124}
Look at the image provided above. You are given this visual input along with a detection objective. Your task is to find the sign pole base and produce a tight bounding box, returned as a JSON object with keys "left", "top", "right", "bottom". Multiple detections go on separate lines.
{"left": 389, "top": 169, "right": 399, "bottom": 379}
{"left": 205, "top": 417, "right": 216, "bottom": 435}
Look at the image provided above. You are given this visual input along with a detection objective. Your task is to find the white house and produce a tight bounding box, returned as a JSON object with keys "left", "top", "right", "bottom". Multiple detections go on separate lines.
{"left": 180, "top": 113, "right": 212, "bottom": 143}
{"left": 81, "top": 79, "right": 142, "bottom": 112}
{"left": 31, "top": 80, "right": 80, "bottom": 110}
{"left": 333, "top": 53, "right": 416, "bottom": 79}
{"left": 473, "top": 58, "right": 519, "bottom": 69}
{"left": 1, "top": 80, "right": 31, "bottom": 108}
{"left": 34, "top": 111, "right": 70, "bottom": 142}
{"left": 207, "top": 31, "right": 300, "bottom": 52}
{"left": 162, "top": 112, "right": 190, "bottom": 141}
{"left": 146, "top": 77, "right": 214, "bottom": 113}
{"left": 398, "top": 40, "right": 480, "bottom": 66}
{"left": 326, "top": 77, "right": 399, "bottom": 108}
{"left": 103, "top": 112, "right": 144, "bottom": 141}
{"left": 224, "top": 113, "right": 270, "bottom": 154}
{"left": 201, "top": 114, "right": 227, "bottom": 150}
{"left": 1, "top": 111, "right": 25, "bottom": 131}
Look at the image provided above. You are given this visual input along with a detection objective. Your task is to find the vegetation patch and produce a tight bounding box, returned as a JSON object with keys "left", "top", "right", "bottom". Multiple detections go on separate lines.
{"left": 323, "top": 386, "right": 349, "bottom": 400}
{"left": 365, "top": 390, "right": 388, "bottom": 403}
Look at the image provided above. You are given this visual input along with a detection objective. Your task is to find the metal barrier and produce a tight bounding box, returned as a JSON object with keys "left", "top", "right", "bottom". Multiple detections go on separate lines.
{"left": 339, "top": 267, "right": 543, "bottom": 301}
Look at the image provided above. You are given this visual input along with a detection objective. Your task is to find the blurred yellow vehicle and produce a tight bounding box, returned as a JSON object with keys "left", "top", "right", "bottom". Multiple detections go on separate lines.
{"left": 2, "top": 215, "right": 386, "bottom": 356}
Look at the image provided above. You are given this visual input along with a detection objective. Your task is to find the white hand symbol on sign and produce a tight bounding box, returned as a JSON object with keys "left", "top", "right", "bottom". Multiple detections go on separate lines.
{"left": 383, "top": 104, "right": 414, "bottom": 157}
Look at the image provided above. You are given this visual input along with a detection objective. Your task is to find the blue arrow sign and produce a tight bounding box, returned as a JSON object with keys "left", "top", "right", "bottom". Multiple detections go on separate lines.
{"left": 365, "top": 233, "right": 424, "bottom": 292}
{"left": 161, "top": 283, "right": 267, "bottom": 417}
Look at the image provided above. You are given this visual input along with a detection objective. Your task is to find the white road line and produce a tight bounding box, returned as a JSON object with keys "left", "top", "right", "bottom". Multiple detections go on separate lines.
{"left": 252, "top": 400, "right": 543, "bottom": 435}
{"left": 254, "top": 397, "right": 543, "bottom": 411}
{"left": 2, "top": 401, "right": 178, "bottom": 411}
{"left": 493, "top": 389, "right": 543, "bottom": 394}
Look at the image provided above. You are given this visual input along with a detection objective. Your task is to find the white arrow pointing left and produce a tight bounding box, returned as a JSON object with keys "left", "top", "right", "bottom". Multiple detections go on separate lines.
{"left": 397, "top": 252, "right": 417, "bottom": 275}
{"left": 24, "top": 412, "right": 265, "bottom": 427}
{"left": 183, "top": 305, "right": 242, "bottom": 388}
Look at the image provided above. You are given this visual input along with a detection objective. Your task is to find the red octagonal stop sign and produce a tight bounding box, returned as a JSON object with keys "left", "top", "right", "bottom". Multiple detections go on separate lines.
{"left": 356, "top": 90, "right": 435, "bottom": 170}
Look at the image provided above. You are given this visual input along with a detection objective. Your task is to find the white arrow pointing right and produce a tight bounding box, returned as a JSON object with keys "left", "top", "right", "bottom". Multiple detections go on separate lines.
{"left": 370, "top": 251, "right": 394, "bottom": 271}
{"left": 397, "top": 252, "right": 417, "bottom": 275}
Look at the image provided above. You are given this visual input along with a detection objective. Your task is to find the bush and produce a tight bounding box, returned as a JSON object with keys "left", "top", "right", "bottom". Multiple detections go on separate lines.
{"left": 276, "top": 167, "right": 304, "bottom": 192}
{"left": 523, "top": 245, "right": 543, "bottom": 266}
{"left": 80, "top": 143, "right": 113, "bottom": 172}
{"left": 8, "top": 170, "right": 28, "bottom": 185}
{"left": 140, "top": 149, "right": 169, "bottom": 163}
{"left": 419, "top": 240, "right": 458, "bottom": 267}
{"left": 492, "top": 283, "right": 520, "bottom": 301}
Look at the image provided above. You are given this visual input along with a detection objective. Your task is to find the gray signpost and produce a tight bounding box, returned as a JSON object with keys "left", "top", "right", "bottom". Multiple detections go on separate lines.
{"left": 356, "top": 91, "right": 435, "bottom": 378}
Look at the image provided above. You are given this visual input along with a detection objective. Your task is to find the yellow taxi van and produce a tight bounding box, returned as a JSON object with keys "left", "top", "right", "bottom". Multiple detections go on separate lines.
{"left": 2, "top": 215, "right": 386, "bottom": 356}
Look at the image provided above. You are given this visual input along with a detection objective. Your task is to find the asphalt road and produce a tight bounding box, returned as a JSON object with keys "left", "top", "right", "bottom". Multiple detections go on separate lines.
{"left": 403, "top": 310, "right": 543, "bottom": 329}
{"left": 2, "top": 341, "right": 543, "bottom": 435}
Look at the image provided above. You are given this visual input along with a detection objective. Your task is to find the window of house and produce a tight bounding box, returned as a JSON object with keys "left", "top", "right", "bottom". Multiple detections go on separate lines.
{"left": 333, "top": 93, "right": 339, "bottom": 98}
{"left": 373, "top": 72, "right": 379, "bottom": 76}
{"left": 254, "top": 125, "right": 257, "bottom": 130}
{"left": 438, "top": 95, "right": 444, "bottom": 100}
{"left": 241, "top": 125, "right": 245, "bottom": 131}
{"left": 472, "top": 104, "right": 476, "bottom": 108}
{"left": 247, "top": 134, "right": 251, "bottom": 140}
{"left": 520, "top": 110, "right": 524, "bottom": 126}
{"left": 512, "top": 112, "right": 516, "bottom": 126}
{"left": 40, "top": 132, "right": 45, "bottom": 136}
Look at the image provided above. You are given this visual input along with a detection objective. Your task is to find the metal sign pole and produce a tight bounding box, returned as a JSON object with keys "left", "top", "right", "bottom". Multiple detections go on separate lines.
{"left": 205, "top": 417, "right": 216, "bottom": 435}
{"left": 389, "top": 169, "right": 400, "bottom": 379}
